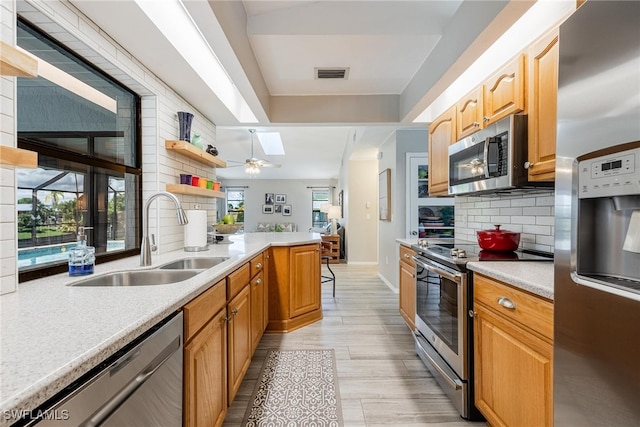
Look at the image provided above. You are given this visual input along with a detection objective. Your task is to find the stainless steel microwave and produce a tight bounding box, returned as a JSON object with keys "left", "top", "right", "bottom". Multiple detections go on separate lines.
{"left": 447, "top": 115, "right": 552, "bottom": 195}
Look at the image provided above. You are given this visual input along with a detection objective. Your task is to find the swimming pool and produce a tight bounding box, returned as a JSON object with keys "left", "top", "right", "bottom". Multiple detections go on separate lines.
{"left": 18, "top": 241, "right": 126, "bottom": 268}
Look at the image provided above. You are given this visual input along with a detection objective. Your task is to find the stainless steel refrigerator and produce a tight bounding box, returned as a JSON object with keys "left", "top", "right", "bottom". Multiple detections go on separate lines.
{"left": 554, "top": 2, "right": 640, "bottom": 426}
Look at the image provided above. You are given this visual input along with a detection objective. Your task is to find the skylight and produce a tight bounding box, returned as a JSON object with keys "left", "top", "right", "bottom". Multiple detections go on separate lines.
{"left": 134, "top": 0, "right": 257, "bottom": 123}
{"left": 256, "top": 132, "right": 285, "bottom": 155}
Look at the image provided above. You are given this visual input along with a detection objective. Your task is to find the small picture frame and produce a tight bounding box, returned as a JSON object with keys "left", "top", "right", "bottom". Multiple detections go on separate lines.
{"left": 274, "top": 205, "right": 283, "bottom": 213}
{"left": 262, "top": 204, "right": 274, "bottom": 214}
{"left": 265, "top": 193, "right": 274, "bottom": 205}
{"left": 275, "top": 194, "right": 286, "bottom": 204}
{"left": 282, "top": 205, "right": 292, "bottom": 216}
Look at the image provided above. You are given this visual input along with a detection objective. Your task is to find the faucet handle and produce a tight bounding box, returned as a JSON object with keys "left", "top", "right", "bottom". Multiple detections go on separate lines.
{"left": 150, "top": 234, "right": 157, "bottom": 252}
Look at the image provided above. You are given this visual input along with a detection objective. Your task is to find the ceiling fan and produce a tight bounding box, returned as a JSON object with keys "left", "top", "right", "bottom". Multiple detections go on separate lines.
{"left": 227, "top": 129, "right": 281, "bottom": 175}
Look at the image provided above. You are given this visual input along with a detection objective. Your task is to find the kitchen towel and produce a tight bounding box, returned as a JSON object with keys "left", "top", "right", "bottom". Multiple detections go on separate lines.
{"left": 623, "top": 210, "right": 640, "bottom": 253}
{"left": 184, "top": 209, "right": 207, "bottom": 250}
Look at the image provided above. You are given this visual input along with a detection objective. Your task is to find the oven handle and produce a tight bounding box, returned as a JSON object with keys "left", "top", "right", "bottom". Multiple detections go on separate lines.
{"left": 483, "top": 137, "right": 491, "bottom": 178}
{"left": 412, "top": 256, "right": 462, "bottom": 284}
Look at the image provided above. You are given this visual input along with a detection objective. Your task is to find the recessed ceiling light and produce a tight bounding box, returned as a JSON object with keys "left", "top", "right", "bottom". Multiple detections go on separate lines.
{"left": 256, "top": 132, "right": 285, "bottom": 155}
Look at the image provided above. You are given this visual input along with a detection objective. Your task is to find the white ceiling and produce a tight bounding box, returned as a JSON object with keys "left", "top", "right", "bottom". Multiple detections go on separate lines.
{"left": 68, "top": 0, "right": 529, "bottom": 180}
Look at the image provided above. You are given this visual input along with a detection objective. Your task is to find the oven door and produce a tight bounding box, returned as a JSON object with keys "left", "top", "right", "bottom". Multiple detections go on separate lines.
{"left": 413, "top": 255, "right": 467, "bottom": 378}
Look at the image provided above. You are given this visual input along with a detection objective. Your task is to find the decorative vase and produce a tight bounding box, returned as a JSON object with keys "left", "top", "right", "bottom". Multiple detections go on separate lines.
{"left": 177, "top": 111, "right": 194, "bottom": 142}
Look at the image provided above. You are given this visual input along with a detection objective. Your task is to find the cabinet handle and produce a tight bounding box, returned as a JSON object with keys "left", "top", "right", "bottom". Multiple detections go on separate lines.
{"left": 497, "top": 297, "right": 516, "bottom": 310}
{"left": 255, "top": 262, "right": 262, "bottom": 269}
{"left": 256, "top": 278, "right": 262, "bottom": 284}
{"left": 231, "top": 308, "right": 238, "bottom": 316}
{"left": 524, "top": 161, "right": 535, "bottom": 169}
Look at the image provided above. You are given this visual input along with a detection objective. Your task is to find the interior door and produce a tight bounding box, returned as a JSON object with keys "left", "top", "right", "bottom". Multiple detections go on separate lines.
{"left": 406, "top": 154, "right": 456, "bottom": 239}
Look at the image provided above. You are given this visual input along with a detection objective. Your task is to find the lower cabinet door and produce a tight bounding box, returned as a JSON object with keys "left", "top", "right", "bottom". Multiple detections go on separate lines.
{"left": 399, "top": 260, "right": 416, "bottom": 330}
{"left": 289, "top": 244, "right": 321, "bottom": 318}
{"left": 250, "top": 273, "right": 265, "bottom": 353}
{"left": 228, "top": 285, "right": 251, "bottom": 404}
{"left": 184, "top": 309, "right": 227, "bottom": 427}
{"left": 474, "top": 303, "right": 553, "bottom": 427}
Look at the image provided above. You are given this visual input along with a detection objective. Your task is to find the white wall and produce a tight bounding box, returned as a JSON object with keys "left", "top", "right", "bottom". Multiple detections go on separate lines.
{"left": 377, "top": 129, "right": 427, "bottom": 290}
{"left": 220, "top": 179, "right": 337, "bottom": 232}
{"left": 1, "top": 0, "right": 222, "bottom": 293}
{"left": 346, "top": 159, "right": 378, "bottom": 264}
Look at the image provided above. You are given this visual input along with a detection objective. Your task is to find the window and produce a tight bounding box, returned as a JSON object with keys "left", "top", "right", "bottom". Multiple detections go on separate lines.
{"left": 311, "top": 188, "right": 330, "bottom": 228}
{"left": 16, "top": 20, "right": 141, "bottom": 281}
{"left": 226, "top": 188, "right": 245, "bottom": 223}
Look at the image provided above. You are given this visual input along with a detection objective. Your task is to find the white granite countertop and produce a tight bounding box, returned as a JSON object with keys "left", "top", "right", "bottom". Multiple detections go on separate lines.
{"left": 0, "top": 232, "right": 320, "bottom": 426}
{"left": 467, "top": 261, "right": 554, "bottom": 300}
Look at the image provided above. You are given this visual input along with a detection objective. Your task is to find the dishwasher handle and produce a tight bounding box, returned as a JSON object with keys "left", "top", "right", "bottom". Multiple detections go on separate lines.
{"left": 412, "top": 255, "right": 462, "bottom": 284}
{"left": 81, "top": 336, "right": 181, "bottom": 427}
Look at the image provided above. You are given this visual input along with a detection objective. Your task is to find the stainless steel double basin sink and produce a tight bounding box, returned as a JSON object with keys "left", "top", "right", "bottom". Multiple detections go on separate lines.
{"left": 69, "top": 257, "right": 229, "bottom": 287}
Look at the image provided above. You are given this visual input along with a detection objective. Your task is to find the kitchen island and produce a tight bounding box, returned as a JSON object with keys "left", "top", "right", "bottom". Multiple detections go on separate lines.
{"left": 0, "top": 232, "right": 320, "bottom": 426}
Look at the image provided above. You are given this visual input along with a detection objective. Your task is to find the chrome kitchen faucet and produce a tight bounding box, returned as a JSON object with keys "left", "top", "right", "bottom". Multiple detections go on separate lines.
{"left": 141, "top": 191, "right": 189, "bottom": 266}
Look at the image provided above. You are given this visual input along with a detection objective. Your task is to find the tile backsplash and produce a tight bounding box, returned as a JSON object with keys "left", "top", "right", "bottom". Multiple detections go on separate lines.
{"left": 454, "top": 191, "right": 555, "bottom": 253}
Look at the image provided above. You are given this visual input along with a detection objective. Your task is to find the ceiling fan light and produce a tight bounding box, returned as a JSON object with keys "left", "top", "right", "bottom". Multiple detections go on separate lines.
{"left": 245, "top": 163, "right": 260, "bottom": 175}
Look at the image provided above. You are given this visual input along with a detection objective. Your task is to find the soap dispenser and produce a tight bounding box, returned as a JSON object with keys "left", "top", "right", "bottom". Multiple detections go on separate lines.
{"left": 69, "top": 226, "right": 95, "bottom": 276}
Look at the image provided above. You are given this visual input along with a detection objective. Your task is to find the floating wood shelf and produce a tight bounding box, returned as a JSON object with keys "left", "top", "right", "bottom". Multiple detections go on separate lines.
{"left": 165, "top": 140, "right": 227, "bottom": 168}
{"left": 166, "top": 184, "right": 225, "bottom": 199}
{"left": 0, "top": 41, "right": 38, "bottom": 77}
{"left": 0, "top": 146, "right": 38, "bottom": 168}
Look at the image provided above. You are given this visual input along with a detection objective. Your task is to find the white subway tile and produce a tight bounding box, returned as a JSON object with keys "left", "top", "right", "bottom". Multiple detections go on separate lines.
{"left": 0, "top": 274, "right": 16, "bottom": 295}
{"left": 490, "top": 200, "right": 511, "bottom": 208}
{"left": 481, "top": 208, "right": 500, "bottom": 215}
{"left": 510, "top": 197, "right": 537, "bottom": 207}
{"left": 536, "top": 196, "right": 556, "bottom": 206}
{"left": 499, "top": 207, "right": 523, "bottom": 216}
{"left": 489, "top": 216, "right": 511, "bottom": 224}
{"left": 511, "top": 216, "right": 536, "bottom": 225}
{"left": 523, "top": 224, "right": 552, "bottom": 235}
{"left": 536, "top": 216, "right": 555, "bottom": 226}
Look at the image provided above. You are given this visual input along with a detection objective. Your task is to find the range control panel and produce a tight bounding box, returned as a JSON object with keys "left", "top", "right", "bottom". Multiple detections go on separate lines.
{"left": 579, "top": 146, "right": 639, "bottom": 198}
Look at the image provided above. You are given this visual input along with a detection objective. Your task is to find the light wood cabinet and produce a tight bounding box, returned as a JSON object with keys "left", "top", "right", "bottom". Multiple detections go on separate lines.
{"left": 398, "top": 245, "right": 416, "bottom": 330}
{"left": 268, "top": 244, "right": 322, "bottom": 332}
{"left": 457, "top": 86, "right": 484, "bottom": 139}
{"left": 428, "top": 106, "right": 457, "bottom": 196}
{"left": 321, "top": 235, "right": 341, "bottom": 263}
{"left": 484, "top": 54, "right": 526, "bottom": 125}
{"left": 473, "top": 273, "right": 554, "bottom": 427}
{"left": 183, "top": 280, "right": 227, "bottom": 427}
{"left": 227, "top": 284, "right": 251, "bottom": 404}
{"left": 250, "top": 251, "right": 269, "bottom": 352}
{"left": 527, "top": 29, "right": 559, "bottom": 181}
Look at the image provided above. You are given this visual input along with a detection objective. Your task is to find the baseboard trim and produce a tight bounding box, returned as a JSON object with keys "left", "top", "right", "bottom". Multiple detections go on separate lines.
{"left": 378, "top": 272, "right": 398, "bottom": 294}
{"left": 346, "top": 261, "right": 378, "bottom": 266}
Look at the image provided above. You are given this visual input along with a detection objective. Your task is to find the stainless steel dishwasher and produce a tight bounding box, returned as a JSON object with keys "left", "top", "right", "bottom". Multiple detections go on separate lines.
{"left": 27, "top": 312, "right": 183, "bottom": 427}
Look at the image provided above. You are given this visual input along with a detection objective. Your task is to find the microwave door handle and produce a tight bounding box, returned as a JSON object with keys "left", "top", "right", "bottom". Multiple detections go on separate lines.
{"left": 483, "top": 137, "right": 491, "bottom": 178}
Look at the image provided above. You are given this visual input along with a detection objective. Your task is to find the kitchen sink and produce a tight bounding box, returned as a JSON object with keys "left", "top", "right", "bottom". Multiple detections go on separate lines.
{"left": 69, "top": 270, "right": 201, "bottom": 287}
{"left": 157, "top": 257, "right": 229, "bottom": 270}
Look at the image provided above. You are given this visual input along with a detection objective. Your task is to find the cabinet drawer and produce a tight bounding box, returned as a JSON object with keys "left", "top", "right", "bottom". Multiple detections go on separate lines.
{"left": 474, "top": 274, "right": 553, "bottom": 340}
{"left": 250, "top": 253, "right": 264, "bottom": 278}
{"left": 227, "top": 263, "right": 250, "bottom": 300}
{"left": 183, "top": 279, "right": 226, "bottom": 342}
{"left": 399, "top": 245, "right": 416, "bottom": 268}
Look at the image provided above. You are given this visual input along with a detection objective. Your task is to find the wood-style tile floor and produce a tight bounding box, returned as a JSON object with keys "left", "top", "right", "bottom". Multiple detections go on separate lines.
{"left": 222, "top": 264, "right": 484, "bottom": 426}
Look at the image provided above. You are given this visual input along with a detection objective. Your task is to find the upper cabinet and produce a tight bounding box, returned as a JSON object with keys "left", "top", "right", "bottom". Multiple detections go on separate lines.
{"left": 526, "top": 29, "right": 559, "bottom": 182}
{"left": 457, "top": 86, "right": 484, "bottom": 139}
{"left": 484, "top": 54, "right": 526, "bottom": 125}
{"left": 456, "top": 54, "right": 526, "bottom": 140}
{"left": 428, "top": 106, "right": 457, "bottom": 196}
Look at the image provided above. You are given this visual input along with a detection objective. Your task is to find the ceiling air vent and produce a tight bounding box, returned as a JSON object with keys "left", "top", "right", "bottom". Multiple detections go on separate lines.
{"left": 315, "top": 67, "right": 350, "bottom": 79}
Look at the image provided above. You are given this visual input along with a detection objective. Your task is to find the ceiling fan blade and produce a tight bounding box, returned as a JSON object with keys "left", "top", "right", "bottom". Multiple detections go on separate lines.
{"left": 260, "top": 163, "right": 281, "bottom": 168}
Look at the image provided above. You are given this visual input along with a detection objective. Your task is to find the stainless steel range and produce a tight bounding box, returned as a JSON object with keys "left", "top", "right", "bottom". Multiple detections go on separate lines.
{"left": 410, "top": 239, "right": 552, "bottom": 420}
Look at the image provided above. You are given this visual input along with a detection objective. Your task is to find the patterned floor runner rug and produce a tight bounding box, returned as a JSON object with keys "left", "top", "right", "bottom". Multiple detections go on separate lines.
{"left": 242, "top": 349, "right": 343, "bottom": 427}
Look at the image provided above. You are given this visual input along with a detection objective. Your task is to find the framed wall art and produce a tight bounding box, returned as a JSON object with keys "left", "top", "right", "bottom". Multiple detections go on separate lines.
{"left": 265, "top": 193, "right": 274, "bottom": 204}
{"left": 262, "top": 204, "right": 274, "bottom": 214}
{"left": 275, "top": 194, "right": 286, "bottom": 203}
{"left": 282, "top": 205, "right": 292, "bottom": 216}
{"left": 379, "top": 168, "right": 391, "bottom": 221}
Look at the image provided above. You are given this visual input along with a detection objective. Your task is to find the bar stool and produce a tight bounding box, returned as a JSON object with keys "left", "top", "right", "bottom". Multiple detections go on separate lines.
{"left": 320, "top": 241, "right": 336, "bottom": 297}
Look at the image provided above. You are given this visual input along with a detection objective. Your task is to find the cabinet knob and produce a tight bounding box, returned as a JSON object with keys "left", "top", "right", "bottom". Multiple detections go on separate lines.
{"left": 468, "top": 310, "right": 477, "bottom": 318}
{"left": 497, "top": 297, "right": 516, "bottom": 310}
{"left": 256, "top": 278, "right": 262, "bottom": 284}
{"left": 225, "top": 315, "right": 233, "bottom": 322}
{"left": 411, "top": 230, "right": 418, "bottom": 236}
{"left": 483, "top": 116, "right": 490, "bottom": 122}
{"left": 524, "top": 161, "right": 535, "bottom": 169}
{"left": 231, "top": 308, "right": 239, "bottom": 316}
{"left": 404, "top": 253, "right": 410, "bottom": 259}
{"left": 473, "top": 121, "right": 480, "bottom": 127}
{"left": 255, "top": 262, "right": 262, "bottom": 269}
